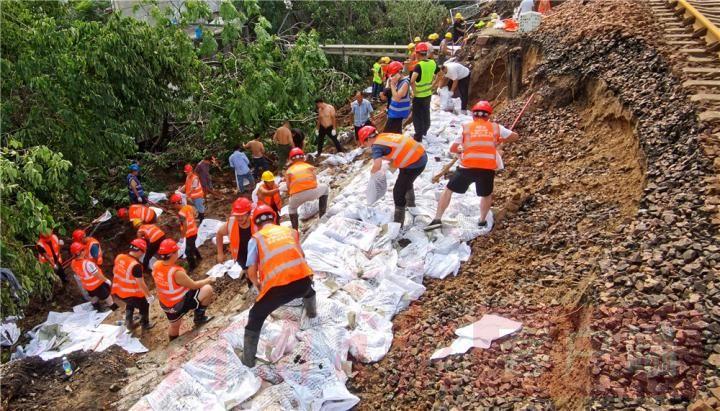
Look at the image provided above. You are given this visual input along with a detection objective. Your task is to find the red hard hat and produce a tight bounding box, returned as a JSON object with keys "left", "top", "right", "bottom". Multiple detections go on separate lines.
{"left": 118, "top": 208, "right": 128, "bottom": 219}
{"left": 232, "top": 197, "right": 252, "bottom": 215}
{"left": 130, "top": 238, "right": 147, "bottom": 252}
{"left": 252, "top": 204, "right": 277, "bottom": 226}
{"left": 471, "top": 100, "right": 493, "bottom": 115}
{"left": 386, "top": 61, "right": 404, "bottom": 75}
{"left": 183, "top": 164, "right": 193, "bottom": 173}
{"left": 289, "top": 148, "right": 305, "bottom": 160}
{"left": 415, "top": 42, "right": 430, "bottom": 53}
{"left": 169, "top": 193, "right": 182, "bottom": 204}
{"left": 72, "top": 229, "right": 86, "bottom": 243}
{"left": 158, "top": 238, "right": 179, "bottom": 255}
{"left": 70, "top": 242, "right": 85, "bottom": 256}
{"left": 357, "top": 125, "right": 378, "bottom": 145}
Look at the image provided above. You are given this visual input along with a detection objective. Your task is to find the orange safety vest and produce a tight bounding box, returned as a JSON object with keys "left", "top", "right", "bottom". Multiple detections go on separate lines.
{"left": 70, "top": 259, "right": 104, "bottom": 291}
{"left": 253, "top": 224, "right": 312, "bottom": 301}
{"left": 85, "top": 237, "right": 103, "bottom": 265}
{"left": 152, "top": 261, "right": 189, "bottom": 308}
{"left": 111, "top": 254, "right": 144, "bottom": 299}
{"left": 185, "top": 172, "right": 204, "bottom": 200}
{"left": 258, "top": 185, "right": 282, "bottom": 210}
{"left": 138, "top": 224, "right": 165, "bottom": 244}
{"left": 178, "top": 205, "right": 199, "bottom": 238}
{"left": 460, "top": 119, "right": 500, "bottom": 170}
{"left": 37, "top": 235, "right": 62, "bottom": 265}
{"left": 374, "top": 133, "right": 425, "bottom": 169}
{"left": 129, "top": 204, "right": 156, "bottom": 223}
{"left": 228, "top": 216, "right": 244, "bottom": 261}
{"left": 286, "top": 162, "right": 318, "bottom": 195}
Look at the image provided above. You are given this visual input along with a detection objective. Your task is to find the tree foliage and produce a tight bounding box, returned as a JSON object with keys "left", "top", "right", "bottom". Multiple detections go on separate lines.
{"left": 0, "top": 0, "right": 354, "bottom": 314}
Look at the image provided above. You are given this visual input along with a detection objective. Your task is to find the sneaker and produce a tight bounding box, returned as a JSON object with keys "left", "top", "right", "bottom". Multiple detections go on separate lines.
{"left": 424, "top": 219, "right": 442, "bottom": 231}
{"left": 478, "top": 220, "right": 488, "bottom": 228}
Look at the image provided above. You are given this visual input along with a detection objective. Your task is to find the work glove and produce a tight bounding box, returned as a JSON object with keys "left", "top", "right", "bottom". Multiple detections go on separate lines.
{"left": 331, "top": 129, "right": 336, "bottom": 137}
{"left": 146, "top": 295, "right": 155, "bottom": 305}
{"left": 315, "top": 129, "right": 319, "bottom": 136}
{"left": 105, "top": 279, "right": 112, "bottom": 286}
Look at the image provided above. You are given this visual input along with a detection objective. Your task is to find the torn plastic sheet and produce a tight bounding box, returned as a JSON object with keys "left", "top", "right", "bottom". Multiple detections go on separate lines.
{"left": 182, "top": 340, "right": 261, "bottom": 408}
{"left": 15, "top": 303, "right": 146, "bottom": 362}
{"left": 1, "top": 321, "right": 20, "bottom": 347}
{"left": 430, "top": 314, "right": 522, "bottom": 360}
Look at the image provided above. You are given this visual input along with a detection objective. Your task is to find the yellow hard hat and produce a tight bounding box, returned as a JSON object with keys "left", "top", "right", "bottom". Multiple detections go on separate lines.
{"left": 131, "top": 218, "right": 142, "bottom": 228}
{"left": 445, "top": 32, "right": 453, "bottom": 39}
{"left": 380, "top": 56, "right": 391, "bottom": 64}
{"left": 455, "top": 12, "right": 463, "bottom": 19}
{"left": 408, "top": 42, "right": 415, "bottom": 50}
{"left": 261, "top": 171, "right": 275, "bottom": 182}
{"left": 428, "top": 33, "right": 439, "bottom": 40}
{"left": 413, "top": 36, "right": 421, "bottom": 43}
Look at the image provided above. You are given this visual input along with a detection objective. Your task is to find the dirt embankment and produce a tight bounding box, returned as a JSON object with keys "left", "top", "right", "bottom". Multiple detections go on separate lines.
{"left": 350, "top": 0, "right": 718, "bottom": 409}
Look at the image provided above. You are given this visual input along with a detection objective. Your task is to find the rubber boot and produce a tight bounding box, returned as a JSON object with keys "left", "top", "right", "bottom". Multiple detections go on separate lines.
{"left": 290, "top": 213, "right": 300, "bottom": 230}
{"left": 242, "top": 329, "right": 261, "bottom": 367}
{"left": 405, "top": 190, "right": 416, "bottom": 208}
{"left": 393, "top": 206, "right": 406, "bottom": 227}
{"left": 318, "top": 195, "right": 328, "bottom": 218}
{"left": 125, "top": 309, "right": 135, "bottom": 331}
{"left": 303, "top": 294, "right": 317, "bottom": 318}
{"left": 193, "top": 307, "right": 213, "bottom": 326}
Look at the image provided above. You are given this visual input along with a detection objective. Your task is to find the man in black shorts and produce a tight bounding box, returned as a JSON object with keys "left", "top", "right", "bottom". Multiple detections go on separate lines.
{"left": 152, "top": 238, "right": 216, "bottom": 341}
{"left": 425, "top": 100, "right": 518, "bottom": 232}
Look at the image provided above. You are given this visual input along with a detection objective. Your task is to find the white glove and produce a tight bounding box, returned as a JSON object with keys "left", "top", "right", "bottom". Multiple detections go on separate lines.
{"left": 331, "top": 129, "right": 336, "bottom": 137}
{"left": 105, "top": 279, "right": 112, "bottom": 286}
{"left": 146, "top": 295, "right": 155, "bottom": 305}
{"left": 315, "top": 129, "right": 319, "bottom": 136}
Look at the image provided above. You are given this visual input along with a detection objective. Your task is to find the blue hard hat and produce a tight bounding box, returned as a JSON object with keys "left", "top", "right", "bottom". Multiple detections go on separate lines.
{"left": 129, "top": 163, "right": 140, "bottom": 171}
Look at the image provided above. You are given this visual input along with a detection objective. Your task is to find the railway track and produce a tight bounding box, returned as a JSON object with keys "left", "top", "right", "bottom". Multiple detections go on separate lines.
{"left": 650, "top": 0, "right": 720, "bottom": 122}
{"left": 649, "top": 0, "right": 720, "bottom": 225}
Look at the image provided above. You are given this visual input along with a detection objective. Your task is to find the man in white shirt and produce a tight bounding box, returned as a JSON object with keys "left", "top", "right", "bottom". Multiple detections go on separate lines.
{"left": 441, "top": 62, "right": 471, "bottom": 111}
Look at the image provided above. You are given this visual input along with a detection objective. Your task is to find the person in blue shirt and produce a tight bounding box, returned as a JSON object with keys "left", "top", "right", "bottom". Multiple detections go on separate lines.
{"left": 229, "top": 144, "right": 254, "bottom": 194}
{"left": 351, "top": 91, "right": 374, "bottom": 143}
{"left": 127, "top": 163, "right": 147, "bottom": 204}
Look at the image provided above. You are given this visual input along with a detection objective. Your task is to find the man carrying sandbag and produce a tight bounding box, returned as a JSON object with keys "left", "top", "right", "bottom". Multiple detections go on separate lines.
{"left": 285, "top": 148, "right": 329, "bottom": 231}
{"left": 357, "top": 125, "right": 427, "bottom": 226}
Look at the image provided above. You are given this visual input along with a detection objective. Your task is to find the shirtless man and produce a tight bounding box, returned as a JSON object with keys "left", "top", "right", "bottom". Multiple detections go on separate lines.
{"left": 273, "top": 121, "right": 294, "bottom": 170}
{"left": 244, "top": 134, "right": 269, "bottom": 180}
{"left": 315, "top": 98, "right": 342, "bottom": 156}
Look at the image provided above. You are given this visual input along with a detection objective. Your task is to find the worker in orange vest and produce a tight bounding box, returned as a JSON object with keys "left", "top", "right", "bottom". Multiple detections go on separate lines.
{"left": 111, "top": 238, "right": 155, "bottom": 331}
{"left": 152, "top": 238, "right": 215, "bottom": 341}
{"left": 256, "top": 171, "right": 282, "bottom": 216}
{"left": 357, "top": 125, "right": 427, "bottom": 226}
{"left": 36, "top": 229, "right": 66, "bottom": 283}
{"left": 178, "top": 164, "right": 205, "bottom": 222}
{"left": 215, "top": 197, "right": 253, "bottom": 267}
{"left": 285, "top": 148, "right": 329, "bottom": 231}
{"left": 118, "top": 204, "right": 157, "bottom": 226}
{"left": 242, "top": 205, "right": 316, "bottom": 367}
{"left": 69, "top": 242, "right": 118, "bottom": 311}
{"left": 425, "top": 101, "right": 519, "bottom": 232}
{"left": 170, "top": 193, "right": 202, "bottom": 272}
{"left": 136, "top": 221, "right": 167, "bottom": 271}
{"left": 72, "top": 229, "right": 103, "bottom": 266}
